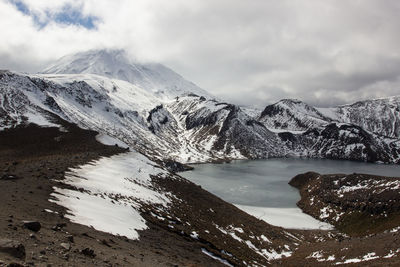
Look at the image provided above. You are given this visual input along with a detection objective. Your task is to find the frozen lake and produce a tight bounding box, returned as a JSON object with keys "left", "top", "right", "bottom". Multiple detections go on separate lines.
{"left": 181, "top": 158, "right": 400, "bottom": 229}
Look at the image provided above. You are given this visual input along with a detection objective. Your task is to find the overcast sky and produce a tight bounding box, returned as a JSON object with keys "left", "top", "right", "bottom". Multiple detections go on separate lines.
{"left": 1, "top": 0, "right": 400, "bottom": 107}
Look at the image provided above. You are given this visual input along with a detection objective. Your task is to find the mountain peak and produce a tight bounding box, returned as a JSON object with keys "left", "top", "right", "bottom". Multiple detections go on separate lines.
{"left": 42, "top": 49, "right": 213, "bottom": 99}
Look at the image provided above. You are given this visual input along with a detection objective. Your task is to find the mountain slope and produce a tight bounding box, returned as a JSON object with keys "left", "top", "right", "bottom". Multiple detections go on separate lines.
{"left": 42, "top": 49, "right": 213, "bottom": 100}
{"left": 258, "top": 96, "right": 400, "bottom": 140}
{"left": 2, "top": 69, "right": 399, "bottom": 164}
{"left": 165, "top": 96, "right": 286, "bottom": 161}
{"left": 318, "top": 96, "right": 400, "bottom": 138}
{"left": 279, "top": 122, "right": 400, "bottom": 163}
{"left": 2, "top": 48, "right": 400, "bottom": 164}
{"left": 0, "top": 71, "right": 287, "bottom": 163}
{"left": 259, "top": 99, "right": 331, "bottom": 132}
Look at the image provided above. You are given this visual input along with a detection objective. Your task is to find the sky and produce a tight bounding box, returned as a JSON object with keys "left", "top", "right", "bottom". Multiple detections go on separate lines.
{"left": 1, "top": 0, "right": 400, "bottom": 108}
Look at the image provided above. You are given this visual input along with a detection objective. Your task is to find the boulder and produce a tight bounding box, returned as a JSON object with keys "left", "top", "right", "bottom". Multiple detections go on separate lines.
{"left": 0, "top": 239, "right": 25, "bottom": 259}
{"left": 23, "top": 221, "right": 41, "bottom": 232}
{"left": 81, "top": 247, "right": 95, "bottom": 258}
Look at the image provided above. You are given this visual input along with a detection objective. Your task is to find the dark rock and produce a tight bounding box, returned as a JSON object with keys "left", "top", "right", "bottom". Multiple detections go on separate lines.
{"left": 101, "top": 239, "right": 111, "bottom": 247}
{"left": 162, "top": 159, "right": 194, "bottom": 173}
{"left": 66, "top": 235, "right": 74, "bottom": 243}
{"left": 7, "top": 263, "right": 25, "bottom": 267}
{"left": 0, "top": 238, "right": 26, "bottom": 259}
{"left": 81, "top": 247, "right": 96, "bottom": 258}
{"left": 62, "top": 253, "right": 70, "bottom": 260}
{"left": 23, "top": 221, "right": 41, "bottom": 232}
{"left": 289, "top": 172, "right": 320, "bottom": 189}
{"left": 0, "top": 174, "right": 19, "bottom": 180}
{"left": 56, "top": 223, "right": 67, "bottom": 228}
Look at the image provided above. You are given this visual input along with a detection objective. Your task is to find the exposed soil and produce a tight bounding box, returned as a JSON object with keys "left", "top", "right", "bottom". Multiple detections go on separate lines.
{"left": 0, "top": 123, "right": 229, "bottom": 266}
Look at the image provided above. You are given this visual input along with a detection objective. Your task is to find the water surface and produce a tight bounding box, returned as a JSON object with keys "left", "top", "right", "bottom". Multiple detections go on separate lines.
{"left": 181, "top": 158, "right": 400, "bottom": 229}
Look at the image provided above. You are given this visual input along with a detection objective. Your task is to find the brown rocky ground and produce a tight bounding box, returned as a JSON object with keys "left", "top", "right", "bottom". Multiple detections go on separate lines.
{"left": 0, "top": 123, "right": 231, "bottom": 266}
{"left": 1, "top": 121, "right": 399, "bottom": 266}
{"left": 281, "top": 171, "right": 400, "bottom": 266}
{"left": 0, "top": 121, "right": 311, "bottom": 266}
{"left": 290, "top": 172, "right": 400, "bottom": 236}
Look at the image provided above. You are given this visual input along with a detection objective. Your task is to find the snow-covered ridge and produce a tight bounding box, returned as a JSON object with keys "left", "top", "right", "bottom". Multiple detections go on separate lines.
{"left": 259, "top": 99, "right": 332, "bottom": 132}
{"left": 2, "top": 47, "right": 400, "bottom": 164}
{"left": 260, "top": 97, "right": 400, "bottom": 139}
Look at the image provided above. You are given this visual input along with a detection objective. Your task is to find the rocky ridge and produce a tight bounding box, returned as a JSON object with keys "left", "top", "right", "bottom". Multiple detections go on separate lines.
{"left": 2, "top": 65, "right": 400, "bottom": 164}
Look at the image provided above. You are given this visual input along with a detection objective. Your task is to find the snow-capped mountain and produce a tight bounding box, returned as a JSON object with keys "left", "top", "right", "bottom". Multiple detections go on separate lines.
{"left": 318, "top": 96, "right": 400, "bottom": 138}
{"left": 0, "top": 69, "right": 287, "bottom": 163}
{"left": 1, "top": 49, "right": 400, "bottom": 164}
{"left": 42, "top": 49, "right": 213, "bottom": 100}
{"left": 259, "top": 97, "right": 400, "bottom": 140}
{"left": 164, "top": 96, "right": 286, "bottom": 161}
{"left": 280, "top": 122, "right": 400, "bottom": 163}
{"left": 259, "top": 99, "right": 331, "bottom": 132}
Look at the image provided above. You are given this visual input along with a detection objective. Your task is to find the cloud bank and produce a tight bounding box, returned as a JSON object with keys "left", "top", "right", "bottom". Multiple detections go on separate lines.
{"left": 1, "top": 0, "right": 400, "bottom": 107}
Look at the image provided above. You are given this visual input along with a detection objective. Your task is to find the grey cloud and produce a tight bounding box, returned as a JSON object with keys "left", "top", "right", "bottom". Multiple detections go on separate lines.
{"left": 1, "top": 0, "right": 400, "bottom": 108}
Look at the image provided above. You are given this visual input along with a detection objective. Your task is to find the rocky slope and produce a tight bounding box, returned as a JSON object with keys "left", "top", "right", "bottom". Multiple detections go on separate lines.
{"left": 259, "top": 99, "right": 331, "bottom": 132}
{"left": 0, "top": 121, "right": 309, "bottom": 266}
{"left": 1, "top": 69, "right": 399, "bottom": 164}
{"left": 319, "top": 96, "right": 400, "bottom": 138}
{"left": 289, "top": 171, "right": 400, "bottom": 236}
{"left": 1, "top": 122, "right": 398, "bottom": 266}
{"left": 281, "top": 172, "right": 400, "bottom": 266}
{"left": 279, "top": 123, "right": 400, "bottom": 163}
{"left": 260, "top": 97, "right": 400, "bottom": 140}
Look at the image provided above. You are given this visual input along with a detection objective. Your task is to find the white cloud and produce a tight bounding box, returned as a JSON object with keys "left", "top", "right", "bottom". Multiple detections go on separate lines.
{"left": 1, "top": 0, "right": 400, "bottom": 107}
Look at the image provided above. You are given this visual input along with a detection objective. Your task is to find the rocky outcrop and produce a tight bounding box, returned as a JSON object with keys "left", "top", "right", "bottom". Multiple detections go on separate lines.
{"left": 259, "top": 99, "right": 330, "bottom": 131}
{"left": 0, "top": 239, "right": 25, "bottom": 259}
{"left": 290, "top": 172, "right": 400, "bottom": 236}
{"left": 279, "top": 123, "right": 400, "bottom": 163}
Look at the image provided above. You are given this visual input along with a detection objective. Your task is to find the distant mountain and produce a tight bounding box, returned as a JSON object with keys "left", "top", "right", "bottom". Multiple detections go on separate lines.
{"left": 1, "top": 49, "right": 400, "bottom": 164}
{"left": 259, "top": 99, "right": 331, "bottom": 132}
{"left": 318, "top": 96, "right": 400, "bottom": 138}
{"left": 0, "top": 70, "right": 288, "bottom": 163}
{"left": 279, "top": 122, "right": 400, "bottom": 163}
{"left": 42, "top": 49, "right": 213, "bottom": 100}
{"left": 259, "top": 97, "right": 400, "bottom": 140}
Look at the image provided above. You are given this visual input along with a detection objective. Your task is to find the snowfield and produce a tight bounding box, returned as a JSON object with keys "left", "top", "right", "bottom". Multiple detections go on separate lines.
{"left": 50, "top": 152, "right": 172, "bottom": 240}
{"left": 235, "top": 204, "right": 334, "bottom": 230}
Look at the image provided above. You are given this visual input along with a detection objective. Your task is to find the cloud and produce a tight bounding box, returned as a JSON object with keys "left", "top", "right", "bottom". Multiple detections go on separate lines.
{"left": 1, "top": 0, "right": 400, "bottom": 107}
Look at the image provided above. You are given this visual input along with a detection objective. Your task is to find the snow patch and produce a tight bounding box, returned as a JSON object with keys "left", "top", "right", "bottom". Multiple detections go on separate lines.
{"left": 50, "top": 152, "right": 171, "bottom": 240}
{"left": 236, "top": 204, "right": 333, "bottom": 230}
{"left": 96, "top": 133, "right": 130, "bottom": 149}
{"left": 335, "top": 252, "right": 379, "bottom": 265}
{"left": 201, "top": 248, "right": 234, "bottom": 267}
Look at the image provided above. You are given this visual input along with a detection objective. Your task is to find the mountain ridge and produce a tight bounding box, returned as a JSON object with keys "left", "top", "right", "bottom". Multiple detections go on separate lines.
{"left": 1, "top": 50, "right": 400, "bottom": 164}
